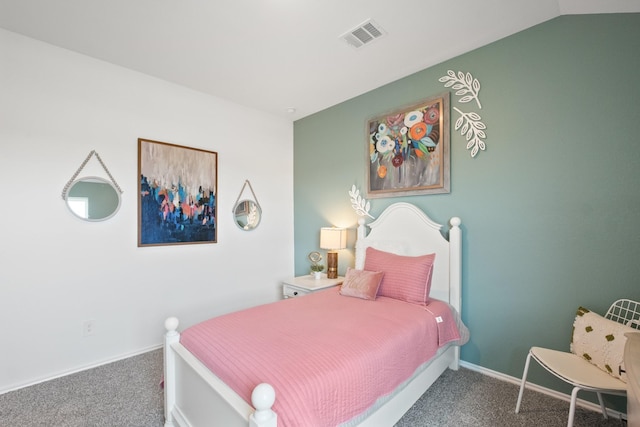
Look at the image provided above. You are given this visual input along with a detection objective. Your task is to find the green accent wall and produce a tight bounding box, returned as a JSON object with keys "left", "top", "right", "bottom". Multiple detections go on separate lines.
{"left": 294, "top": 14, "right": 640, "bottom": 407}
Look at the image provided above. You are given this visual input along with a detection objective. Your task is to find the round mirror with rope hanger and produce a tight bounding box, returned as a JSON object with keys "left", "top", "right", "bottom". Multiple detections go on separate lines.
{"left": 232, "top": 180, "right": 262, "bottom": 230}
{"left": 62, "top": 150, "right": 123, "bottom": 221}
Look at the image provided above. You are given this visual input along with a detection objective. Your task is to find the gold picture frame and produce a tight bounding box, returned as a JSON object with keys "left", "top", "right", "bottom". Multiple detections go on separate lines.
{"left": 367, "top": 92, "right": 450, "bottom": 198}
{"left": 138, "top": 138, "right": 218, "bottom": 246}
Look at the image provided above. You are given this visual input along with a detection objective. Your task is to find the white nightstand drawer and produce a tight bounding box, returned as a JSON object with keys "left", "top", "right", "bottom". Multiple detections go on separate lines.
{"left": 282, "top": 284, "right": 307, "bottom": 298}
{"left": 282, "top": 275, "right": 344, "bottom": 298}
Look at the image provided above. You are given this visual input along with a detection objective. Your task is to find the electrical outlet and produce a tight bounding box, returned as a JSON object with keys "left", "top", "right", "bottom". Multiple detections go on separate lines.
{"left": 82, "top": 320, "right": 95, "bottom": 337}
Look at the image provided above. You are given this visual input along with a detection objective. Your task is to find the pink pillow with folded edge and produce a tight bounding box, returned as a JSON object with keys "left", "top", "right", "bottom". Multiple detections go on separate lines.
{"left": 339, "top": 267, "right": 385, "bottom": 300}
{"left": 363, "top": 247, "right": 436, "bottom": 305}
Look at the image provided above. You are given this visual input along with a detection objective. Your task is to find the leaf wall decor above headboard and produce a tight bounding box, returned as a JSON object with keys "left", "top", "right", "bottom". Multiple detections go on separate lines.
{"left": 439, "top": 70, "right": 487, "bottom": 158}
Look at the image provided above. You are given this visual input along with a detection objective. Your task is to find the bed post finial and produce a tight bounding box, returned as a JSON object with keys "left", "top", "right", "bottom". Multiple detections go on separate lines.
{"left": 165, "top": 317, "right": 179, "bottom": 333}
{"left": 357, "top": 218, "right": 366, "bottom": 240}
{"left": 250, "top": 383, "right": 277, "bottom": 427}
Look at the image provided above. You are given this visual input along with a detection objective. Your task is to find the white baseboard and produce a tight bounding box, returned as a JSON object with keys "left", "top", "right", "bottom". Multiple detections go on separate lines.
{"left": 0, "top": 344, "right": 163, "bottom": 395}
{"left": 459, "top": 360, "right": 627, "bottom": 421}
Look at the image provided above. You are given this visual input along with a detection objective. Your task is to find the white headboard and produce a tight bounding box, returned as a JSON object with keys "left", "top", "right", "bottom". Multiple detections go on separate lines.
{"left": 355, "top": 202, "right": 461, "bottom": 312}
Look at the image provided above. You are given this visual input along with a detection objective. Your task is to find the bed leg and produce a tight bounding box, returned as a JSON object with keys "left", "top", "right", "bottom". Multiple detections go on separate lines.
{"left": 164, "top": 317, "right": 180, "bottom": 427}
{"left": 449, "top": 346, "right": 460, "bottom": 371}
{"left": 249, "top": 383, "right": 277, "bottom": 427}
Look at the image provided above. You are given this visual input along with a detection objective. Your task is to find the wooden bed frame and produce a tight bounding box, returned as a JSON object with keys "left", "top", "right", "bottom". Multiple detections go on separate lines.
{"left": 163, "top": 202, "right": 462, "bottom": 427}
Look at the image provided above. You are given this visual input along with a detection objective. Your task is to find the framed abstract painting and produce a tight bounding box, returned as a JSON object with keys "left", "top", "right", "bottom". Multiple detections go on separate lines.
{"left": 138, "top": 138, "right": 218, "bottom": 246}
{"left": 367, "top": 92, "right": 450, "bottom": 198}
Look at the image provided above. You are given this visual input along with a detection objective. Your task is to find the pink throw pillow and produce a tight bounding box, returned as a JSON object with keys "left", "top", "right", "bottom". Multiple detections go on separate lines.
{"left": 363, "top": 247, "right": 436, "bottom": 305}
{"left": 339, "top": 267, "right": 384, "bottom": 300}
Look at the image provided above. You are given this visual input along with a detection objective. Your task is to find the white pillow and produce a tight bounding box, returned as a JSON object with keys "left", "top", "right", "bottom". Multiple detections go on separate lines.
{"left": 570, "top": 306, "right": 635, "bottom": 383}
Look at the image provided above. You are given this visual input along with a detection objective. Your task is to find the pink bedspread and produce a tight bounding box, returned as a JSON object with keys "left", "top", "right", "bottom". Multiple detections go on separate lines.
{"left": 180, "top": 287, "right": 460, "bottom": 427}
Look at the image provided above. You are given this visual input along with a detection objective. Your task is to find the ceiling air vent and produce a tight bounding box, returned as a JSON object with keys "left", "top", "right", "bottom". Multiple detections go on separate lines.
{"left": 340, "top": 19, "right": 385, "bottom": 49}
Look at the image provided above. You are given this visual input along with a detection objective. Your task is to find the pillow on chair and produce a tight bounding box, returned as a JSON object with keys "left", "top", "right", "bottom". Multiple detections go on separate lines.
{"left": 570, "top": 306, "right": 635, "bottom": 383}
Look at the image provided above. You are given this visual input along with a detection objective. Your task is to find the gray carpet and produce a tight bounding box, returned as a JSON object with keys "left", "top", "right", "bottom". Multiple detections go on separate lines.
{"left": 0, "top": 349, "right": 626, "bottom": 426}
{"left": 395, "top": 367, "right": 625, "bottom": 427}
{"left": 0, "top": 350, "right": 164, "bottom": 427}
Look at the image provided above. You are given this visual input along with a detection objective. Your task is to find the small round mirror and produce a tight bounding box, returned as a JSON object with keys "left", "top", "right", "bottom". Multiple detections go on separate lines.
{"left": 233, "top": 199, "right": 261, "bottom": 230}
{"left": 65, "top": 176, "right": 121, "bottom": 221}
{"left": 308, "top": 251, "right": 323, "bottom": 265}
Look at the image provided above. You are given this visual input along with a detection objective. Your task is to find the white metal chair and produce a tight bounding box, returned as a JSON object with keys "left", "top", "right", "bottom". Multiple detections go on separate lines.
{"left": 515, "top": 299, "right": 640, "bottom": 427}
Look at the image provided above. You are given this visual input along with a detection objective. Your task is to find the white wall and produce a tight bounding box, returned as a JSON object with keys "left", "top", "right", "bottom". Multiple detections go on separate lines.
{"left": 0, "top": 28, "right": 294, "bottom": 393}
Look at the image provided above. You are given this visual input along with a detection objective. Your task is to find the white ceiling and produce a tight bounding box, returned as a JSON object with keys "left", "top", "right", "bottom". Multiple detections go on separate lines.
{"left": 1, "top": 0, "right": 638, "bottom": 121}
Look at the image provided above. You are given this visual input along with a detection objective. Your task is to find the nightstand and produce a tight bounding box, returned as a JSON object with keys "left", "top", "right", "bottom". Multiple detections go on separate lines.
{"left": 282, "top": 275, "right": 344, "bottom": 298}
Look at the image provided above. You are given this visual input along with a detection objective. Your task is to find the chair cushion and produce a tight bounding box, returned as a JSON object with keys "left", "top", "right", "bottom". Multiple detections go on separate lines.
{"left": 531, "top": 347, "right": 626, "bottom": 390}
{"left": 570, "top": 306, "right": 635, "bottom": 383}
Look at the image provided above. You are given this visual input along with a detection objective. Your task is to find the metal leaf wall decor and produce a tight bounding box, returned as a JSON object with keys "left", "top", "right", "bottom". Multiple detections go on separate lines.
{"left": 453, "top": 108, "right": 486, "bottom": 158}
{"left": 348, "top": 185, "right": 375, "bottom": 219}
{"left": 439, "top": 70, "right": 487, "bottom": 157}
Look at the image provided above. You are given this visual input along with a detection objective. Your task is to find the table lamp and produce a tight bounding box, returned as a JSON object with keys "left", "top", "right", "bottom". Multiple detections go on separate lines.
{"left": 320, "top": 227, "right": 347, "bottom": 279}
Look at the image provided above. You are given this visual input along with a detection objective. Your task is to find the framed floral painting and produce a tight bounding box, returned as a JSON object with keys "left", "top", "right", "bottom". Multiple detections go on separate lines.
{"left": 138, "top": 138, "right": 217, "bottom": 246}
{"left": 367, "top": 92, "right": 450, "bottom": 198}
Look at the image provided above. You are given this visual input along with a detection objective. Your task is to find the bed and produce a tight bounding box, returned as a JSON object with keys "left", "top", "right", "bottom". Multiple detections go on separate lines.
{"left": 163, "top": 202, "right": 465, "bottom": 427}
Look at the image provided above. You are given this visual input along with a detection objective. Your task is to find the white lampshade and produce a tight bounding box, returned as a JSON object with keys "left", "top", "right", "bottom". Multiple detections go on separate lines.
{"left": 320, "top": 227, "right": 347, "bottom": 250}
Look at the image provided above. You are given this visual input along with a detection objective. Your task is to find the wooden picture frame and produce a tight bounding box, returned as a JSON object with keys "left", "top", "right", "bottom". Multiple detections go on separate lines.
{"left": 138, "top": 138, "right": 218, "bottom": 246}
{"left": 367, "top": 92, "right": 450, "bottom": 198}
